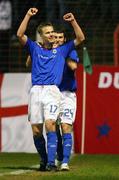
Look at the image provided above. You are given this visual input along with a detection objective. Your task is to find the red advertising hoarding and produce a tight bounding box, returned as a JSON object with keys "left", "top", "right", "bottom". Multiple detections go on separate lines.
{"left": 74, "top": 65, "right": 119, "bottom": 154}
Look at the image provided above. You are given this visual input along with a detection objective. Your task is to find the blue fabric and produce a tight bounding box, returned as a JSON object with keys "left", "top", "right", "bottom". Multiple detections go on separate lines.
{"left": 62, "top": 133, "right": 72, "bottom": 164}
{"left": 24, "top": 39, "right": 75, "bottom": 86}
{"left": 47, "top": 132, "right": 57, "bottom": 165}
{"left": 59, "top": 50, "right": 79, "bottom": 92}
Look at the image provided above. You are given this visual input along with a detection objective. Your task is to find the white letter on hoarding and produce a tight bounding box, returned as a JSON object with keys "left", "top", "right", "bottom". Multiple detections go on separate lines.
{"left": 98, "top": 72, "right": 112, "bottom": 88}
{"left": 114, "top": 73, "right": 119, "bottom": 89}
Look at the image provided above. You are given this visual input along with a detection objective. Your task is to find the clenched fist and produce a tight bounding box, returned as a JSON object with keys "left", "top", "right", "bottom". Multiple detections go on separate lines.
{"left": 27, "top": 8, "right": 38, "bottom": 17}
{"left": 63, "top": 13, "right": 75, "bottom": 22}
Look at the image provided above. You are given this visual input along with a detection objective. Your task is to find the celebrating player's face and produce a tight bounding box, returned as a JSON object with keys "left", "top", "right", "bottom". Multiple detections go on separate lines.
{"left": 55, "top": 33, "right": 65, "bottom": 45}
{"left": 41, "top": 26, "right": 55, "bottom": 44}
{"left": 53, "top": 32, "right": 65, "bottom": 48}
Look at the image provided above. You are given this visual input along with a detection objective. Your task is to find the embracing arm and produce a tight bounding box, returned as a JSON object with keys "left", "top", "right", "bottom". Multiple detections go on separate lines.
{"left": 67, "top": 59, "right": 78, "bottom": 71}
{"left": 63, "top": 13, "right": 85, "bottom": 46}
{"left": 17, "top": 8, "right": 38, "bottom": 46}
{"left": 26, "top": 55, "right": 31, "bottom": 67}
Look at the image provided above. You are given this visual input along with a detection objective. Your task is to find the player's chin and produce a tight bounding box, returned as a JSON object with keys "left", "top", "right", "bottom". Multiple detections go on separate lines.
{"left": 49, "top": 39, "right": 55, "bottom": 43}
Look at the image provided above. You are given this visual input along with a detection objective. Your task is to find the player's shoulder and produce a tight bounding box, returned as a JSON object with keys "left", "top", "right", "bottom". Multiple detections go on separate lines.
{"left": 35, "top": 41, "right": 42, "bottom": 47}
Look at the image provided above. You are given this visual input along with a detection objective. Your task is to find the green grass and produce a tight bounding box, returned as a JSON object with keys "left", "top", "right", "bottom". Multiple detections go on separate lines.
{"left": 0, "top": 153, "right": 119, "bottom": 180}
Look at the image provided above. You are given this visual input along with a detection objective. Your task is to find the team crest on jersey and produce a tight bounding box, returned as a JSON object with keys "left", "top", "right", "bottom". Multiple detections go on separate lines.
{"left": 52, "top": 49, "right": 57, "bottom": 54}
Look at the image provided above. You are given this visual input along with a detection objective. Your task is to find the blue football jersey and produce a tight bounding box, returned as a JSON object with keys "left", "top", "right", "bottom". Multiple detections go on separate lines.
{"left": 59, "top": 50, "right": 79, "bottom": 92}
{"left": 24, "top": 38, "right": 75, "bottom": 86}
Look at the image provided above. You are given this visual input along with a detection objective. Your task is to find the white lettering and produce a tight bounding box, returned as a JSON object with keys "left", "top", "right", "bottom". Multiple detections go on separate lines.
{"left": 98, "top": 72, "right": 112, "bottom": 88}
{"left": 114, "top": 73, "right": 119, "bottom": 89}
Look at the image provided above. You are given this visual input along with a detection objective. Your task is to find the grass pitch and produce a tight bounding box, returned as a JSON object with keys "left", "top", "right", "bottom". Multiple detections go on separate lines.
{"left": 0, "top": 153, "right": 119, "bottom": 180}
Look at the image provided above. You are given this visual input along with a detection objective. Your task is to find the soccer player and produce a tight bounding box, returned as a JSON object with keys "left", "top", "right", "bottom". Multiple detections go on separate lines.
{"left": 17, "top": 7, "right": 85, "bottom": 171}
{"left": 53, "top": 29, "right": 80, "bottom": 171}
{"left": 59, "top": 50, "right": 79, "bottom": 171}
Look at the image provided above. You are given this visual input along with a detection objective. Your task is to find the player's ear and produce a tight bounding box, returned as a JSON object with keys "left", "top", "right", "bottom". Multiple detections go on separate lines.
{"left": 64, "top": 37, "right": 66, "bottom": 42}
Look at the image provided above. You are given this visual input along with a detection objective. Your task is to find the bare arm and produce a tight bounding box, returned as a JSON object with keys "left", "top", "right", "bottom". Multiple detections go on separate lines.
{"left": 17, "top": 8, "right": 38, "bottom": 46}
{"left": 26, "top": 55, "right": 31, "bottom": 67}
{"left": 63, "top": 13, "right": 85, "bottom": 46}
{"left": 67, "top": 59, "right": 78, "bottom": 71}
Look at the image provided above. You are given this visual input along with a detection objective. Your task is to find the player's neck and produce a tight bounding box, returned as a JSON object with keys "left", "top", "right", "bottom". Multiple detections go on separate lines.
{"left": 42, "top": 42, "right": 53, "bottom": 50}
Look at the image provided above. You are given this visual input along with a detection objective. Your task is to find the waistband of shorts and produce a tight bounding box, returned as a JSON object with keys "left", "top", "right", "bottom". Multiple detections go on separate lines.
{"left": 32, "top": 85, "right": 58, "bottom": 89}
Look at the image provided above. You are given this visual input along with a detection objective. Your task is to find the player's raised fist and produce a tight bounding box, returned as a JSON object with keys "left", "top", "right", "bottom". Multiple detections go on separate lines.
{"left": 63, "top": 13, "right": 75, "bottom": 22}
{"left": 27, "top": 8, "right": 38, "bottom": 17}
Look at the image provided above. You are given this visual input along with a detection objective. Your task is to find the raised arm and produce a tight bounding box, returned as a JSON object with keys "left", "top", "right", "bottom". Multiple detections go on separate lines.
{"left": 63, "top": 13, "right": 85, "bottom": 46}
{"left": 17, "top": 8, "right": 38, "bottom": 46}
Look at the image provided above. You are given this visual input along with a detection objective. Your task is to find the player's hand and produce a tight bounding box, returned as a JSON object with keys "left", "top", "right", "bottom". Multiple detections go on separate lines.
{"left": 63, "top": 13, "right": 75, "bottom": 22}
{"left": 27, "top": 8, "right": 38, "bottom": 17}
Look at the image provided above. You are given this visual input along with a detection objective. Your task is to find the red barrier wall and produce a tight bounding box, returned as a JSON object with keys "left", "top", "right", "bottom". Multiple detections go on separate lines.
{"left": 74, "top": 65, "right": 119, "bottom": 154}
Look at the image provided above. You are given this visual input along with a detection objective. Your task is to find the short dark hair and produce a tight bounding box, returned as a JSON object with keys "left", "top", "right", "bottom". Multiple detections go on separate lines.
{"left": 54, "top": 25, "right": 67, "bottom": 39}
{"left": 37, "top": 22, "right": 53, "bottom": 34}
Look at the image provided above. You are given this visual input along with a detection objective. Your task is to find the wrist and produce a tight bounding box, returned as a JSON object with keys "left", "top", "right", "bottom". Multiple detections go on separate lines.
{"left": 26, "top": 13, "right": 31, "bottom": 18}
{"left": 71, "top": 19, "right": 76, "bottom": 24}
